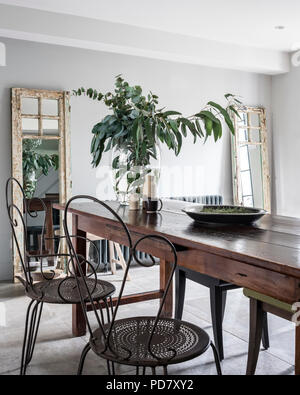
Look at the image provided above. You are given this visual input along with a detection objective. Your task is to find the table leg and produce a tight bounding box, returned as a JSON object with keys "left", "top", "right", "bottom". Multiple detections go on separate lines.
{"left": 44, "top": 202, "right": 54, "bottom": 255}
{"left": 72, "top": 214, "right": 87, "bottom": 337}
{"left": 160, "top": 259, "right": 173, "bottom": 318}
{"left": 295, "top": 324, "right": 300, "bottom": 375}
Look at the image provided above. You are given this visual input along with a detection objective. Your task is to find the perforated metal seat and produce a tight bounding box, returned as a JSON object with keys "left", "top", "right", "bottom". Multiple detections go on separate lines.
{"left": 26, "top": 277, "right": 115, "bottom": 304}
{"left": 90, "top": 317, "right": 211, "bottom": 367}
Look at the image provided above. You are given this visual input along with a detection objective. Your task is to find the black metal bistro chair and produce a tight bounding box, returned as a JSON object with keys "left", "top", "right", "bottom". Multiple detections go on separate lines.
{"left": 5, "top": 178, "right": 115, "bottom": 375}
{"left": 63, "top": 195, "right": 222, "bottom": 375}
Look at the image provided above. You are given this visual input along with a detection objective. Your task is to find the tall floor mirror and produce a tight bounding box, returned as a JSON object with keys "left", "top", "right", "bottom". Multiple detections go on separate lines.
{"left": 231, "top": 106, "right": 271, "bottom": 212}
{"left": 11, "top": 88, "right": 71, "bottom": 279}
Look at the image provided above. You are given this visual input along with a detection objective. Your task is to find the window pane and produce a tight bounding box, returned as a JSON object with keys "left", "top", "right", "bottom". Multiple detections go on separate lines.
{"left": 43, "top": 119, "right": 59, "bottom": 136}
{"left": 22, "top": 118, "right": 39, "bottom": 135}
{"left": 42, "top": 99, "right": 58, "bottom": 116}
{"left": 250, "top": 113, "right": 261, "bottom": 128}
{"left": 251, "top": 128, "right": 261, "bottom": 143}
{"left": 21, "top": 98, "right": 38, "bottom": 115}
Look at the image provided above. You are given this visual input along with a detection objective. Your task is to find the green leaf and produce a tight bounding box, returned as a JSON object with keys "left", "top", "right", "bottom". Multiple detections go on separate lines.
{"left": 229, "top": 105, "right": 241, "bottom": 120}
{"left": 212, "top": 118, "right": 222, "bottom": 141}
{"left": 174, "top": 130, "right": 182, "bottom": 155}
{"left": 206, "top": 103, "right": 235, "bottom": 134}
{"left": 114, "top": 126, "right": 126, "bottom": 139}
{"left": 204, "top": 117, "right": 213, "bottom": 136}
{"left": 162, "top": 110, "right": 182, "bottom": 117}
{"left": 234, "top": 98, "right": 242, "bottom": 104}
{"left": 87, "top": 88, "right": 93, "bottom": 98}
{"left": 157, "top": 123, "right": 164, "bottom": 143}
{"left": 145, "top": 118, "right": 154, "bottom": 143}
{"left": 104, "top": 139, "right": 112, "bottom": 152}
{"left": 164, "top": 131, "right": 172, "bottom": 149}
{"left": 112, "top": 155, "right": 120, "bottom": 169}
{"left": 180, "top": 118, "right": 196, "bottom": 134}
{"left": 181, "top": 122, "right": 187, "bottom": 137}
{"left": 169, "top": 119, "right": 180, "bottom": 134}
{"left": 195, "top": 119, "right": 204, "bottom": 137}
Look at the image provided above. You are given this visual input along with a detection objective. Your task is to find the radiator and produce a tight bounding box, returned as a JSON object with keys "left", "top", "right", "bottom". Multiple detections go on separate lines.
{"left": 90, "top": 239, "right": 148, "bottom": 270}
{"left": 169, "top": 195, "right": 223, "bottom": 205}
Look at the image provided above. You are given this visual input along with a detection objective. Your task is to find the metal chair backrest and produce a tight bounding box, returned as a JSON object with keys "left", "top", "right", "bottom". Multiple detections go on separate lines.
{"left": 63, "top": 195, "right": 178, "bottom": 363}
{"left": 5, "top": 177, "right": 48, "bottom": 289}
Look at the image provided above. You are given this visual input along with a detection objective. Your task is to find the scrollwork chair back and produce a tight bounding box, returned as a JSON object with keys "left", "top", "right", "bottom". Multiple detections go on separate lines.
{"left": 63, "top": 195, "right": 178, "bottom": 364}
{"left": 6, "top": 177, "right": 49, "bottom": 290}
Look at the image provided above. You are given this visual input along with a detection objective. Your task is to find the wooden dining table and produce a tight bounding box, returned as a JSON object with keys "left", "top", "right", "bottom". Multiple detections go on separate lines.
{"left": 54, "top": 199, "right": 300, "bottom": 374}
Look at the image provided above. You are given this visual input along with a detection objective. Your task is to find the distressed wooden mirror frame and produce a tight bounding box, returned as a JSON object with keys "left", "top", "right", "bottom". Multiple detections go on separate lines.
{"left": 11, "top": 88, "right": 71, "bottom": 279}
{"left": 231, "top": 106, "right": 271, "bottom": 212}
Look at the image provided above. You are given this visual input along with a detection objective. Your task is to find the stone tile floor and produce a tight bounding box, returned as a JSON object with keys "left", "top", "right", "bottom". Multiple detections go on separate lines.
{"left": 0, "top": 265, "right": 295, "bottom": 375}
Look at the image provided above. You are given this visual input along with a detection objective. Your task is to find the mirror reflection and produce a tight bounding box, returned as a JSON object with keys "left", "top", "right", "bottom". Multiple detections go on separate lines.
{"left": 21, "top": 97, "right": 38, "bottom": 115}
{"left": 42, "top": 99, "right": 58, "bottom": 116}
{"left": 22, "top": 118, "right": 39, "bottom": 135}
{"left": 232, "top": 107, "right": 270, "bottom": 211}
{"left": 22, "top": 139, "right": 60, "bottom": 261}
{"left": 239, "top": 144, "right": 263, "bottom": 208}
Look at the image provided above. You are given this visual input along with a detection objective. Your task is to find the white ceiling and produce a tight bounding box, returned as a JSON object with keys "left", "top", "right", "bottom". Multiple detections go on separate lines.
{"left": 0, "top": 0, "right": 299, "bottom": 52}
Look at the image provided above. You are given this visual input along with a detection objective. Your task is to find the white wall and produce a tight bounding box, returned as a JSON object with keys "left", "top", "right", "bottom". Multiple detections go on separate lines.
{"left": 272, "top": 65, "right": 300, "bottom": 217}
{"left": 0, "top": 37, "right": 272, "bottom": 280}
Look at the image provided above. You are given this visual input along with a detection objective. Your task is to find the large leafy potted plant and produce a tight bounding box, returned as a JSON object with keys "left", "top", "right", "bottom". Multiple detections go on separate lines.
{"left": 74, "top": 75, "right": 241, "bottom": 204}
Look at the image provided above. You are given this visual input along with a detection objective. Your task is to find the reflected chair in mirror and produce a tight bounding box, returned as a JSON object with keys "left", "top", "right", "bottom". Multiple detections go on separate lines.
{"left": 26, "top": 194, "right": 59, "bottom": 261}
{"left": 6, "top": 178, "right": 116, "bottom": 375}
{"left": 63, "top": 195, "right": 222, "bottom": 376}
{"left": 243, "top": 289, "right": 295, "bottom": 375}
{"left": 171, "top": 195, "right": 270, "bottom": 361}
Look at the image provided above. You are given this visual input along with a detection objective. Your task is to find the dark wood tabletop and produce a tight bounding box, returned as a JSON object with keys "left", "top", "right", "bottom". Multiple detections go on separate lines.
{"left": 55, "top": 199, "right": 300, "bottom": 280}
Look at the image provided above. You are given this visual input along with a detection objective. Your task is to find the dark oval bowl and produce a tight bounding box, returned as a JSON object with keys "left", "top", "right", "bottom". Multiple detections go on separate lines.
{"left": 182, "top": 205, "right": 266, "bottom": 225}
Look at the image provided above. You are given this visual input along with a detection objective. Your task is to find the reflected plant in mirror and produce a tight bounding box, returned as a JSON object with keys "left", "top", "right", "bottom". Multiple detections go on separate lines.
{"left": 22, "top": 139, "right": 59, "bottom": 198}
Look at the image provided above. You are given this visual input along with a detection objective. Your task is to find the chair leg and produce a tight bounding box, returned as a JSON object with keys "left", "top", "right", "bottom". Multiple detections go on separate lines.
{"left": 211, "top": 342, "right": 222, "bottom": 376}
{"left": 109, "top": 241, "right": 117, "bottom": 275}
{"left": 107, "top": 360, "right": 112, "bottom": 375}
{"left": 111, "top": 362, "right": 116, "bottom": 375}
{"left": 246, "top": 298, "right": 264, "bottom": 375}
{"left": 210, "top": 286, "right": 226, "bottom": 361}
{"left": 20, "top": 300, "right": 43, "bottom": 375}
{"left": 175, "top": 269, "right": 186, "bottom": 320}
{"left": 262, "top": 312, "right": 270, "bottom": 350}
{"left": 77, "top": 343, "right": 91, "bottom": 375}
